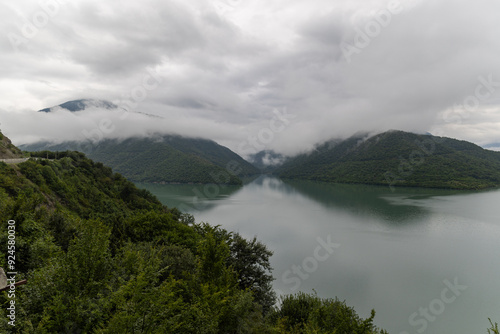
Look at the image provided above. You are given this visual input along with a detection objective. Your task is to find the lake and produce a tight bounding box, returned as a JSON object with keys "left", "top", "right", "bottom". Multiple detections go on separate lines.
{"left": 136, "top": 176, "right": 500, "bottom": 333}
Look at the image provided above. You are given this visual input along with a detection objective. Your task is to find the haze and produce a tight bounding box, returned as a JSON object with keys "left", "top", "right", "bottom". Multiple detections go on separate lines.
{"left": 2, "top": 0, "right": 500, "bottom": 156}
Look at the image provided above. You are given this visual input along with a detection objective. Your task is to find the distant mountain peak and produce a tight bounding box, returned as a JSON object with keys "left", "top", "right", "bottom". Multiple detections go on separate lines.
{"left": 248, "top": 150, "right": 288, "bottom": 171}
{"left": 37, "top": 99, "right": 163, "bottom": 119}
{"left": 39, "top": 99, "right": 118, "bottom": 113}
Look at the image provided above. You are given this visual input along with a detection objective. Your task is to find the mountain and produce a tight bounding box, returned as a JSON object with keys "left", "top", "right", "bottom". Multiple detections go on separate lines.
{"left": 24, "top": 99, "right": 261, "bottom": 184}
{"left": 483, "top": 142, "right": 500, "bottom": 150}
{"left": 248, "top": 150, "right": 288, "bottom": 173}
{"left": 38, "top": 99, "right": 162, "bottom": 119}
{"left": 22, "top": 135, "right": 260, "bottom": 185}
{"left": 0, "top": 130, "right": 23, "bottom": 159}
{"left": 0, "top": 141, "right": 272, "bottom": 332}
{"left": 38, "top": 99, "right": 118, "bottom": 112}
{"left": 276, "top": 130, "right": 500, "bottom": 190}
{"left": 0, "top": 135, "right": 389, "bottom": 333}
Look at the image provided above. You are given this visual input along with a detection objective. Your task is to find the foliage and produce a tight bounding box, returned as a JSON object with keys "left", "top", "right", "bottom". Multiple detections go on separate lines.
{"left": 276, "top": 131, "right": 500, "bottom": 190}
{"left": 488, "top": 319, "right": 499, "bottom": 334}
{"left": 266, "top": 292, "right": 388, "bottom": 334}
{"left": 3, "top": 141, "right": 497, "bottom": 333}
{"left": 2, "top": 133, "right": 497, "bottom": 333}
{"left": 0, "top": 132, "right": 23, "bottom": 159}
{"left": 23, "top": 135, "right": 261, "bottom": 185}
{"left": 0, "top": 152, "right": 278, "bottom": 333}
{"left": 0, "top": 150, "right": 391, "bottom": 333}
{"left": 228, "top": 233, "right": 276, "bottom": 314}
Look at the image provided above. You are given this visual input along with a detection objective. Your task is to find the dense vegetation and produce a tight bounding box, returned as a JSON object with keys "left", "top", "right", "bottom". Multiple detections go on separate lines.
{"left": 0, "top": 132, "right": 23, "bottom": 159}
{"left": 276, "top": 131, "right": 500, "bottom": 190}
{"left": 23, "top": 135, "right": 260, "bottom": 185}
{"left": 0, "top": 149, "right": 388, "bottom": 333}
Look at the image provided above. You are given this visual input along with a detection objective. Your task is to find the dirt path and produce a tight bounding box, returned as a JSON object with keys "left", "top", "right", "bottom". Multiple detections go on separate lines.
{"left": 0, "top": 158, "right": 30, "bottom": 164}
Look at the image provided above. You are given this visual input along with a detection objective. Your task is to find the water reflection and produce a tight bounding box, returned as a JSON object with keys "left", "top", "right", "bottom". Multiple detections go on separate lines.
{"left": 136, "top": 175, "right": 500, "bottom": 334}
{"left": 279, "top": 178, "right": 465, "bottom": 225}
{"left": 139, "top": 176, "right": 481, "bottom": 225}
{"left": 135, "top": 182, "right": 243, "bottom": 212}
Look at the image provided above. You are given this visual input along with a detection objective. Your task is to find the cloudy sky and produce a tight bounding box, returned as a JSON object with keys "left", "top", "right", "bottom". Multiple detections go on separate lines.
{"left": 1, "top": 0, "right": 500, "bottom": 156}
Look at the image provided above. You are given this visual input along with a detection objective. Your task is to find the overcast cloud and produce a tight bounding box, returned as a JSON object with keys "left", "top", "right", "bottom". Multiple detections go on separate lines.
{"left": 1, "top": 0, "right": 500, "bottom": 156}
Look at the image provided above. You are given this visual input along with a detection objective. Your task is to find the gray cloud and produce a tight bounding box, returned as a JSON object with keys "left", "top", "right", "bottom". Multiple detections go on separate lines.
{"left": 1, "top": 0, "right": 500, "bottom": 156}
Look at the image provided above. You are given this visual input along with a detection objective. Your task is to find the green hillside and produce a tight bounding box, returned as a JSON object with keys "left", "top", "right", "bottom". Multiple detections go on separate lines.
{"left": 0, "top": 136, "right": 390, "bottom": 333}
{"left": 276, "top": 131, "right": 500, "bottom": 190}
{"left": 22, "top": 135, "right": 260, "bottom": 185}
{"left": 0, "top": 131, "right": 23, "bottom": 159}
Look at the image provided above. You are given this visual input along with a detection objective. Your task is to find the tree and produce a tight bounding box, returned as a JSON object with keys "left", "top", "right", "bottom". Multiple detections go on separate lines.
{"left": 268, "top": 292, "right": 386, "bottom": 334}
{"left": 488, "top": 319, "right": 499, "bottom": 334}
{"left": 194, "top": 224, "right": 276, "bottom": 314}
{"left": 228, "top": 233, "right": 276, "bottom": 314}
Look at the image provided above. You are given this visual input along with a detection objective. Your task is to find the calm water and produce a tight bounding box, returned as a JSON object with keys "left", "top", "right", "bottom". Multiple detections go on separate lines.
{"left": 137, "top": 176, "right": 500, "bottom": 333}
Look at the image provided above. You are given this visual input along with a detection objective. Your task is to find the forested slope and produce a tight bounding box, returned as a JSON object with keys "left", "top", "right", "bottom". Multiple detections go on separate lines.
{"left": 276, "top": 131, "right": 500, "bottom": 190}
{"left": 0, "top": 132, "right": 23, "bottom": 159}
{"left": 0, "top": 149, "right": 386, "bottom": 333}
{"left": 22, "top": 135, "right": 260, "bottom": 185}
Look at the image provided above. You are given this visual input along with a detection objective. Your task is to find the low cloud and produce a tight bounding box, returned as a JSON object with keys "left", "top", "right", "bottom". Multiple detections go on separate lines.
{"left": 2, "top": 0, "right": 500, "bottom": 156}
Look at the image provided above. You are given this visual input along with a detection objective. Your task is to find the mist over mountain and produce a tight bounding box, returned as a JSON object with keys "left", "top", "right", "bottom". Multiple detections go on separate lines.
{"left": 3, "top": 97, "right": 500, "bottom": 159}
{"left": 3, "top": 0, "right": 500, "bottom": 159}
{"left": 39, "top": 99, "right": 119, "bottom": 113}
{"left": 22, "top": 135, "right": 260, "bottom": 185}
{"left": 16, "top": 100, "right": 500, "bottom": 189}
{"left": 19, "top": 99, "right": 261, "bottom": 184}
{"left": 276, "top": 130, "right": 500, "bottom": 190}
{"left": 5, "top": 99, "right": 249, "bottom": 153}
{"left": 247, "top": 150, "right": 289, "bottom": 172}
{"left": 3, "top": 0, "right": 500, "bottom": 331}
